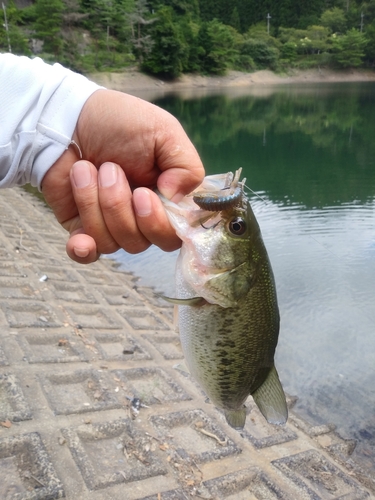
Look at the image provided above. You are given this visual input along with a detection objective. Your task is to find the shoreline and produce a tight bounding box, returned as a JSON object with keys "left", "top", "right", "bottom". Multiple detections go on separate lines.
{"left": 88, "top": 67, "right": 375, "bottom": 95}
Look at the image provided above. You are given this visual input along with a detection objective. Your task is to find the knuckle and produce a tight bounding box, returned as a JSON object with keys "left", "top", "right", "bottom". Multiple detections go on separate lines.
{"left": 96, "top": 238, "right": 120, "bottom": 255}
{"left": 123, "top": 237, "right": 150, "bottom": 255}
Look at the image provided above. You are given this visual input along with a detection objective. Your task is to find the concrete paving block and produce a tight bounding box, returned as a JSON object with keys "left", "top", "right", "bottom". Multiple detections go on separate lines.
{"left": 0, "top": 343, "right": 9, "bottom": 366}
{"left": 150, "top": 409, "right": 241, "bottom": 464}
{"left": 203, "top": 467, "right": 289, "bottom": 499}
{"left": 33, "top": 264, "right": 80, "bottom": 283}
{"left": 0, "top": 432, "right": 64, "bottom": 500}
{"left": 133, "top": 286, "right": 174, "bottom": 310}
{"left": 77, "top": 268, "right": 123, "bottom": 285}
{"left": 0, "top": 248, "right": 12, "bottom": 260}
{"left": 138, "top": 490, "right": 189, "bottom": 500}
{"left": 133, "top": 287, "right": 175, "bottom": 324}
{"left": 0, "top": 373, "right": 33, "bottom": 422}
{"left": 0, "top": 278, "right": 43, "bottom": 301}
{"left": 0, "top": 222, "right": 30, "bottom": 237}
{"left": 112, "top": 367, "right": 191, "bottom": 406}
{"left": 62, "top": 305, "right": 123, "bottom": 330}
{"left": 92, "top": 332, "right": 152, "bottom": 361}
{"left": 142, "top": 334, "right": 184, "bottom": 360}
{"left": 240, "top": 400, "right": 298, "bottom": 449}
{"left": 324, "top": 437, "right": 375, "bottom": 497}
{"left": 119, "top": 308, "right": 169, "bottom": 331}
{"left": 61, "top": 418, "right": 167, "bottom": 491}
{"left": 30, "top": 257, "right": 69, "bottom": 270}
{"left": 49, "top": 282, "right": 99, "bottom": 304}
{"left": 0, "top": 302, "right": 63, "bottom": 328}
{"left": 272, "top": 449, "right": 370, "bottom": 499}
{"left": 289, "top": 413, "right": 336, "bottom": 437}
{"left": 17, "top": 332, "right": 88, "bottom": 364}
{"left": 8, "top": 236, "right": 44, "bottom": 255}
{"left": 48, "top": 243, "right": 68, "bottom": 255}
{"left": 39, "top": 368, "right": 121, "bottom": 415}
{"left": 31, "top": 231, "right": 64, "bottom": 244}
{"left": 0, "top": 262, "right": 28, "bottom": 278}
{"left": 95, "top": 285, "right": 144, "bottom": 307}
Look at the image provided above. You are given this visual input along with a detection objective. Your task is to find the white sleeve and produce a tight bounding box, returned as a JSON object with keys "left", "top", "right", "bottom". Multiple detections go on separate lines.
{"left": 0, "top": 53, "right": 102, "bottom": 189}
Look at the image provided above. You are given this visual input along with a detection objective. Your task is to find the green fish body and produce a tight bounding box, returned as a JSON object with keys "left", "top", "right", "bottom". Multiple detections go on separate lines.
{"left": 160, "top": 170, "right": 287, "bottom": 430}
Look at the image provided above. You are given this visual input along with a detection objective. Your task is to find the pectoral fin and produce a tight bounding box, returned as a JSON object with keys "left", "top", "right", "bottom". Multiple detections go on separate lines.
{"left": 161, "top": 296, "right": 207, "bottom": 306}
{"left": 252, "top": 365, "right": 288, "bottom": 425}
{"left": 206, "top": 262, "right": 254, "bottom": 307}
{"left": 173, "top": 362, "right": 190, "bottom": 375}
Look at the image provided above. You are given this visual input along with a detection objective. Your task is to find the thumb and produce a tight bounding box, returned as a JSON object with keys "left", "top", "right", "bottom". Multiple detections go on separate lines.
{"left": 66, "top": 230, "right": 100, "bottom": 263}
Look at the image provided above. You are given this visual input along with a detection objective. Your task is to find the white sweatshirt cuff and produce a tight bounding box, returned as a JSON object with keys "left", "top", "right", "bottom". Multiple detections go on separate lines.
{"left": 32, "top": 72, "right": 101, "bottom": 188}
{"left": 0, "top": 54, "right": 103, "bottom": 189}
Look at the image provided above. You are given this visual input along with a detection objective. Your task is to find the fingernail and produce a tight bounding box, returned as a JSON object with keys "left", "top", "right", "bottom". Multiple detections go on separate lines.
{"left": 73, "top": 246, "right": 90, "bottom": 258}
{"left": 72, "top": 162, "right": 92, "bottom": 188}
{"left": 99, "top": 162, "right": 118, "bottom": 187}
{"left": 134, "top": 188, "right": 152, "bottom": 217}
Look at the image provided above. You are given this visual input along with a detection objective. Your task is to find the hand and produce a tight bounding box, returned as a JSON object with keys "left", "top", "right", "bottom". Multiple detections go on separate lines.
{"left": 41, "top": 89, "right": 204, "bottom": 263}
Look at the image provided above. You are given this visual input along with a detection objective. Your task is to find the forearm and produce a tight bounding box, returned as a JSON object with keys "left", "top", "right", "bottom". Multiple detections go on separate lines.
{"left": 0, "top": 53, "right": 101, "bottom": 189}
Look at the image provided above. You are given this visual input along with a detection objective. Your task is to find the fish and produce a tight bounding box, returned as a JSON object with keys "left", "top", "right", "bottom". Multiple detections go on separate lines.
{"left": 159, "top": 169, "right": 287, "bottom": 430}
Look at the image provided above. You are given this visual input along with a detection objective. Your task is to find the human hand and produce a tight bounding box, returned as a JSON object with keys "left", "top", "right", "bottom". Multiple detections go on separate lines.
{"left": 41, "top": 89, "right": 204, "bottom": 263}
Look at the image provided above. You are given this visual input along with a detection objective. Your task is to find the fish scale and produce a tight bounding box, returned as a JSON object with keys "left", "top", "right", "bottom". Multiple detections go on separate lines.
{"left": 159, "top": 169, "right": 287, "bottom": 429}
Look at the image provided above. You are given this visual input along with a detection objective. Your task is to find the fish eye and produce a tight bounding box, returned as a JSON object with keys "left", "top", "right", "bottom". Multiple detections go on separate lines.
{"left": 228, "top": 217, "right": 246, "bottom": 236}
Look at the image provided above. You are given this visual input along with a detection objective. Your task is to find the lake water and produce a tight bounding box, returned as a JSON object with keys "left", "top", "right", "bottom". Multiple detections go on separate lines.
{"left": 112, "top": 82, "right": 375, "bottom": 472}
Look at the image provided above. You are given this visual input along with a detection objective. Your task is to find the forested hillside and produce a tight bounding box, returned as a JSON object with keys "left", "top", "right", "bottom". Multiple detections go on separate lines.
{"left": 1, "top": 0, "right": 375, "bottom": 76}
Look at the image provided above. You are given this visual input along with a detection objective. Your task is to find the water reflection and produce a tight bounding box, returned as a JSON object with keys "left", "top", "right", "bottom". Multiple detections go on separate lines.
{"left": 155, "top": 83, "right": 375, "bottom": 208}
{"left": 114, "top": 82, "right": 375, "bottom": 473}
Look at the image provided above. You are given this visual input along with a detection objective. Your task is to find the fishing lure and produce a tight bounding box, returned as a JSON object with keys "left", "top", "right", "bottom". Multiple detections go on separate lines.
{"left": 193, "top": 168, "right": 245, "bottom": 212}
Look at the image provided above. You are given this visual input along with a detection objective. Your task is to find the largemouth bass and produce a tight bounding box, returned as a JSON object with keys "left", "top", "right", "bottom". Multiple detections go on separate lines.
{"left": 160, "top": 169, "right": 287, "bottom": 430}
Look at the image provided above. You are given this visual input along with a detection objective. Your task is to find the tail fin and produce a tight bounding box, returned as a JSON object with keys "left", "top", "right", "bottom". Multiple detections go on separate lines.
{"left": 252, "top": 365, "right": 288, "bottom": 425}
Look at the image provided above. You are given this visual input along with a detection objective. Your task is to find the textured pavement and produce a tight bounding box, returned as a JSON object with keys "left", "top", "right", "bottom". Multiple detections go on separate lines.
{"left": 0, "top": 187, "right": 374, "bottom": 500}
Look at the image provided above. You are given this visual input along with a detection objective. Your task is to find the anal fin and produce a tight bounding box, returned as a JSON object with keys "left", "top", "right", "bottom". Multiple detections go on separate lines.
{"left": 252, "top": 365, "right": 288, "bottom": 425}
{"left": 224, "top": 407, "right": 246, "bottom": 430}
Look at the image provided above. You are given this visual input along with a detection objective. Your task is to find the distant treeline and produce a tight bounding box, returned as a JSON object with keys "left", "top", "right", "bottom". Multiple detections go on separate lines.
{"left": 1, "top": 0, "right": 375, "bottom": 76}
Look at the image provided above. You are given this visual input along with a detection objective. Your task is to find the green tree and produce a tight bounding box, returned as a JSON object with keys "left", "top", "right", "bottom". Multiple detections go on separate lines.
{"left": 280, "top": 41, "right": 298, "bottom": 63}
{"left": 246, "top": 23, "right": 280, "bottom": 47}
{"left": 279, "top": 25, "right": 329, "bottom": 55}
{"left": 229, "top": 7, "right": 241, "bottom": 32}
{"left": 320, "top": 7, "right": 347, "bottom": 33}
{"left": 148, "top": 0, "right": 199, "bottom": 19}
{"left": 178, "top": 18, "right": 201, "bottom": 72}
{"left": 305, "top": 25, "right": 330, "bottom": 53}
{"left": 0, "top": 0, "right": 31, "bottom": 55}
{"left": 198, "top": 0, "right": 220, "bottom": 22}
{"left": 109, "top": 0, "right": 135, "bottom": 43}
{"left": 241, "top": 38, "right": 279, "bottom": 69}
{"left": 34, "top": 0, "right": 65, "bottom": 55}
{"left": 332, "top": 28, "right": 367, "bottom": 67}
{"left": 142, "top": 6, "right": 185, "bottom": 77}
{"left": 199, "top": 19, "right": 238, "bottom": 75}
{"left": 364, "top": 21, "right": 375, "bottom": 65}
{"left": 128, "top": 0, "right": 156, "bottom": 63}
